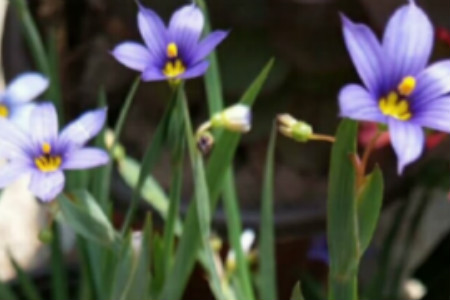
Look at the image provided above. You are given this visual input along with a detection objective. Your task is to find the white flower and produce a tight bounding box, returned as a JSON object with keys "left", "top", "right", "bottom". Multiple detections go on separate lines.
{"left": 211, "top": 104, "right": 251, "bottom": 132}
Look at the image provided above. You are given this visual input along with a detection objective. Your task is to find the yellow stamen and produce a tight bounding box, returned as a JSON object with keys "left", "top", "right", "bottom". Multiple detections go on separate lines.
{"left": 166, "top": 42, "right": 178, "bottom": 59}
{"left": 379, "top": 92, "right": 412, "bottom": 121}
{"left": 35, "top": 155, "right": 62, "bottom": 172}
{"left": 398, "top": 76, "right": 416, "bottom": 96}
{"left": 0, "top": 104, "right": 9, "bottom": 118}
{"left": 163, "top": 59, "right": 186, "bottom": 78}
{"left": 42, "top": 142, "right": 52, "bottom": 154}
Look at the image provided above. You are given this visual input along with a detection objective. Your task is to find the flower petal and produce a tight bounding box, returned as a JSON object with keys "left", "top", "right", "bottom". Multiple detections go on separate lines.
{"left": 382, "top": 1, "right": 433, "bottom": 83}
{"left": 58, "top": 108, "right": 107, "bottom": 150}
{"left": 0, "top": 162, "right": 30, "bottom": 189}
{"left": 191, "top": 30, "right": 228, "bottom": 64}
{"left": 389, "top": 119, "right": 424, "bottom": 174}
{"left": 411, "top": 60, "right": 450, "bottom": 107}
{"left": 5, "top": 73, "right": 49, "bottom": 103}
{"left": 29, "top": 170, "right": 65, "bottom": 202}
{"left": 341, "top": 14, "right": 385, "bottom": 96}
{"left": 9, "top": 103, "right": 36, "bottom": 130}
{"left": 178, "top": 61, "right": 209, "bottom": 80}
{"left": 412, "top": 96, "right": 450, "bottom": 132}
{"left": 141, "top": 66, "right": 167, "bottom": 81}
{"left": 111, "top": 42, "right": 152, "bottom": 72}
{"left": 169, "top": 5, "right": 204, "bottom": 62}
{"left": 62, "top": 148, "right": 109, "bottom": 170}
{"left": 137, "top": 4, "right": 168, "bottom": 62}
{"left": 30, "top": 103, "right": 59, "bottom": 145}
{"left": 0, "top": 117, "right": 33, "bottom": 157}
{"left": 339, "top": 84, "right": 386, "bottom": 123}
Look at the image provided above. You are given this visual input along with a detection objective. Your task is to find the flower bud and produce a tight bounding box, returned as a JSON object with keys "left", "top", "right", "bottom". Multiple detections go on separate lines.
{"left": 197, "top": 131, "right": 215, "bottom": 155}
{"left": 211, "top": 104, "right": 251, "bottom": 133}
{"left": 277, "top": 114, "right": 313, "bottom": 142}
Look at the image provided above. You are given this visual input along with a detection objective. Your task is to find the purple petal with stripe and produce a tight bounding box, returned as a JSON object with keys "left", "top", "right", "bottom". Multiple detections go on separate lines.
{"left": 179, "top": 61, "right": 209, "bottom": 80}
{"left": 389, "top": 119, "right": 424, "bottom": 174}
{"left": 191, "top": 30, "right": 228, "bottom": 64}
{"left": 412, "top": 96, "right": 450, "bottom": 133}
{"left": 5, "top": 73, "right": 49, "bottom": 103}
{"left": 112, "top": 42, "right": 153, "bottom": 72}
{"left": 411, "top": 60, "right": 450, "bottom": 108}
{"left": 29, "top": 170, "right": 65, "bottom": 202}
{"left": 141, "top": 66, "right": 167, "bottom": 81}
{"left": 338, "top": 84, "right": 386, "bottom": 123}
{"left": 169, "top": 4, "right": 204, "bottom": 63}
{"left": 137, "top": 4, "right": 168, "bottom": 62}
{"left": 30, "top": 103, "right": 59, "bottom": 145}
{"left": 341, "top": 14, "right": 385, "bottom": 96}
{"left": 382, "top": 1, "right": 433, "bottom": 83}
{"left": 0, "top": 162, "right": 30, "bottom": 189}
{"left": 0, "top": 118, "right": 34, "bottom": 157}
{"left": 62, "top": 148, "right": 109, "bottom": 170}
{"left": 58, "top": 108, "right": 107, "bottom": 150}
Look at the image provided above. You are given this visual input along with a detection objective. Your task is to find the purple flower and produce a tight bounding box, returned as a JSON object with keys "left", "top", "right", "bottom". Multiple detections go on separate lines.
{"left": 0, "top": 103, "right": 109, "bottom": 202}
{"left": 0, "top": 73, "right": 48, "bottom": 128}
{"left": 112, "top": 3, "right": 228, "bottom": 82}
{"left": 339, "top": 0, "right": 450, "bottom": 174}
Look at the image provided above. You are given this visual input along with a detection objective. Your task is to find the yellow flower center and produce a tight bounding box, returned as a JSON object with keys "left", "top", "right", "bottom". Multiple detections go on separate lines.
{"left": 163, "top": 59, "right": 186, "bottom": 78}
{"left": 397, "top": 76, "right": 416, "bottom": 96}
{"left": 34, "top": 143, "right": 62, "bottom": 172}
{"left": 0, "top": 104, "right": 9, "bottom": 117}
{"left": 379, "top": 92, "right": 412, "bottom": 121}
{"left": 166, "top": 42, "right": 178, "bottom": 59}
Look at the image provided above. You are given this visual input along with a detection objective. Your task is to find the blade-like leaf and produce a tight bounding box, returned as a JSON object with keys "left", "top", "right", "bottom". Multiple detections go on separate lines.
{"left": 327, "top": 119, "right": 359, "bottom": 300}
{"left": 120, "top": 89, "right": 177, "bottom": 235}
{"left": 58, "top": 191, "right": 117, "bottom": 245}
{"left": 160, "top": 60, "right": 274, "bottom": 300}
{"left": 258, "top": 125, "right": 278, "bottom": 300}
{"left": 50, "top": 224, "right": 68, "bottom": 300}
{"left": 357, "top": 165, "right": 383, "bottom": 253}
{"left": 290, "top": 282, "right": 305, "bottom": 300}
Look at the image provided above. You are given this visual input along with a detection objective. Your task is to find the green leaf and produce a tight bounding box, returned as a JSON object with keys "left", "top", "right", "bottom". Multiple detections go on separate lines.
{"left": 180, "top": 91, "right": 228, "bottom": 300}
{"left": 108, "top": 235, "right": 134, "bottom": 300}
{"left": 258, "top": 125, "right": 278, "bottom": 300}
{"left": 327, "top": 119, "right": 358, "bottom": 300}
{"left": 50, "top": 224, "right": 68, "bottom": 300}
{"left": 196, "top": 0, "right": 225, "bottom": 114}
{"left": 58, "top": 191, "right": 117, "bottom": 245}
{"left": 9, "top": 255, "right": 42, "bottom": 300}
{"left": 10, "top": 0, "right": 50, "bottom": 76}
{"left": 120, "top": 89, "right": 177, "bottom": 235}
{"left": 290, "top": 282, "right": 305, "bottom": 300}
{"left": 100, "top": 77, "right": 139, "bottom": 207}
{"left": 160, "top": 60, "right": 274, "bottom": 300}
{"left": 357, "top": 165, "right": 383, "bottom": 254}
{"left": 122, "top": 216, "right": 153, "bottom": 300}
{"left": 46, "top": 29, "right": 64, "bottom": 124}
{"left": 206, "top": 59, "right": 274, "bottom": 203}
